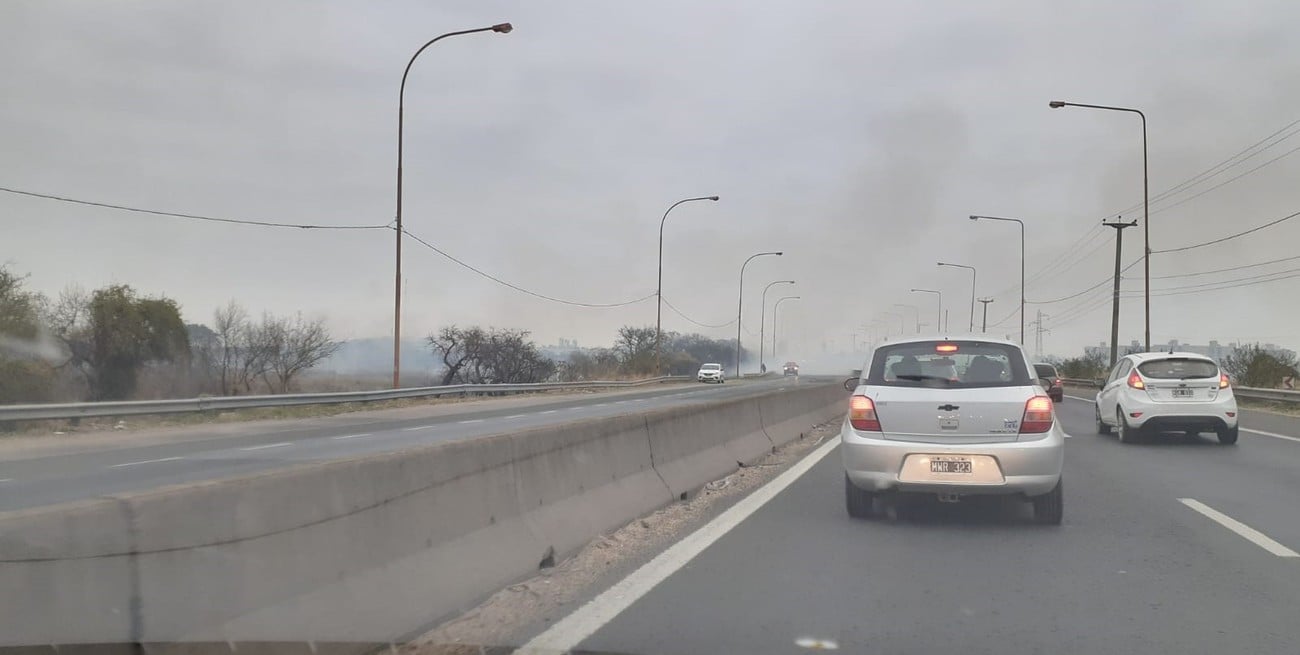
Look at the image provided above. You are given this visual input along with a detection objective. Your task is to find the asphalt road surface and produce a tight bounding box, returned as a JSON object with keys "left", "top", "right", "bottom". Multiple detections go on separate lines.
{"left": 530, "top": 395, "right": 1300, "bottom": 655}
{"left": 0, "top": 376, "right": 810, "bottom": 512}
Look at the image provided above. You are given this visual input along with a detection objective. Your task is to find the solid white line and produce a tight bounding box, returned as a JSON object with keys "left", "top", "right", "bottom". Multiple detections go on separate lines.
{"left": 540, "top": 410, "right": 558, "bottom": 415}
{"left": 1065, "top": 394, "right": 1094, "bottom": 403}
{"left": 593, "top": 403, "right": 609, "bottom": 407}
{"left": 331, "top": 433, "right": 372, "bottom": 440}
{"left": 403, "top": 425, "right": 433, "bottom": 431}
{"left": 504, "top": 414, "right": 528, "bottom": 419}
{"left": 1241, "top": 428, "right": 1300, "bottom": 444}
{"left": 110, "top": 456, "right": 184, "bottom": 468}
{"left": 520, "top": 435, "right": 843, "bottom": 653}
{"left": 458, "top": 419, "right": 484, "bottom": 425}
{"left": 239, "top": 442, "right": 293, "bottom": 451}
{"left": 1178, "top": 498, "right": 1299, "bottom": 558}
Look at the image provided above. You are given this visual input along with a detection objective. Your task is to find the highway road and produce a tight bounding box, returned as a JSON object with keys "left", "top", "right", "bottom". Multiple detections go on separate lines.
{"left": 525, "top": 395, "right": 1300, "bottom": 654}
{"left": 0, "top": 377, "right": 808, "bottom": 512}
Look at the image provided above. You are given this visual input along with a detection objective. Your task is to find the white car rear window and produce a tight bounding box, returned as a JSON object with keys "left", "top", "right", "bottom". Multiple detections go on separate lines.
{"left": 1137, "top": 358, "right": 1218, "bottom": 379}
{"left": 866, "top": 341, "right": 1032, "bottom": 388}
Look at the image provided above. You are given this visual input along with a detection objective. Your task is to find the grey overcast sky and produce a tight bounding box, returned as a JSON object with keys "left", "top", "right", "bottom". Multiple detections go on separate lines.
{"left": 3, "top": 0, "right": 1298, "bottom": 360}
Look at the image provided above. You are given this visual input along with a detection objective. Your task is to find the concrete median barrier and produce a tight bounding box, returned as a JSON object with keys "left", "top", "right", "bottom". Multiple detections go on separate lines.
{"left": 0, "top": 381, "right": 847, "bottom": 648}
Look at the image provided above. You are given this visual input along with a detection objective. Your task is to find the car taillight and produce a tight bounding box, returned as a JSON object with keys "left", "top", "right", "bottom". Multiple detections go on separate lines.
{"left": 849, "top": 395, "right": 881, "bottom": 432}
{"left": 1020, "top": 395, "right": 1054, "bottom": 433}
{"left": 1219, "top": 373, "right": 1230, "bottom": 389}
{"left": 1052, "top": 378, "right": 1062, "bottom": 388}
{"left": 1127, "top": 370, "right": 1145, "bottom": 389}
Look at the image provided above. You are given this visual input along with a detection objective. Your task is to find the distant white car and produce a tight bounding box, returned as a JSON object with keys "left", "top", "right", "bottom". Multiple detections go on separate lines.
{"left": 1094, "top": 352, "right": 1238, "bottom": 444}
{"left": 697, "top": 363, "right": 725, "bottom": 383}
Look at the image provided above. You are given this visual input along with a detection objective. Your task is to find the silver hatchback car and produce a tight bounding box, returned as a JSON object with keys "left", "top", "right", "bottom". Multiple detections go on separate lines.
{"left": 841, "top": 337, "right": 1066, "bottom": 524}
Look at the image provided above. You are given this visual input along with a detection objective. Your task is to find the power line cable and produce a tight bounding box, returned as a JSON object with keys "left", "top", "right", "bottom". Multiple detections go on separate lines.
{"left": 0, "top": 186, "right": 392, "bottom": 230}
{"left": 661, "top": 297, "right": 736, "bottom": 329}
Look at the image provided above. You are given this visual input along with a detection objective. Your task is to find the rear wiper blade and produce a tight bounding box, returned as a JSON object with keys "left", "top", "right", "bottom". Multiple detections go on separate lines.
{"left": 895, "top": 374, "right": 951, "bottom": 382}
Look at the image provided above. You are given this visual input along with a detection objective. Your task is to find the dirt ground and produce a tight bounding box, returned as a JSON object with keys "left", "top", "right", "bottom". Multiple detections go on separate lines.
{"left": 402, "top": 419, "right": 842, "bottom": 655}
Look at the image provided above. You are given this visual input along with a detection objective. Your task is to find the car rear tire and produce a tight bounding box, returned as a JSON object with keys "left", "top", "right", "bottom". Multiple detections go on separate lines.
{"left": 1096, "top": 406, "right": 1113, "bottom": 435}
{"left": 1032, "top": 478, "right": 1064, "bottom": 525}
{"left": 1217, "top": 426, "right": 1239, "bottom": 445}
{"left": 1117, "top": 409, "right": 1139, "bottom": 444}
{"left": 845, "top": 474, "right": 875, "bottom": 519}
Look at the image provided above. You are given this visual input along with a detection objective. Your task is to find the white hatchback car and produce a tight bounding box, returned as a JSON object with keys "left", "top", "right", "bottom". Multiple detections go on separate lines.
{"left": 841, "top": 337, "right": 1066, "bottom": 524}
{"left": 1094, "top": 352, "right": 1238, "bottom": 444}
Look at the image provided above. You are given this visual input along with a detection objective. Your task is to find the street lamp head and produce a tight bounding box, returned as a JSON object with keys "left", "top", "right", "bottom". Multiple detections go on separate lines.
{"left": 1048, "top": 100, "right": 1065, "bottom": 108}
{"left": 937, "top": 261, "right": 947, "bottom": 266}
{"left": 491, "top": 22, "right": 513, "bottom": 33}
{"left": 775, "top": 251, "right": 784, "bottom": 256}
{"left": 968, "top": 215, "right": 979, "bottom": 221}
{"left": 707, "top": 196, "right": 720, "bottom": 201}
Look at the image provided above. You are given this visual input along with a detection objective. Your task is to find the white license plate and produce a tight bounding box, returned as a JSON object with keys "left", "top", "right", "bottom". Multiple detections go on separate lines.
{"left": 1172, "top": 388, "right": 1194, "bottom": 398}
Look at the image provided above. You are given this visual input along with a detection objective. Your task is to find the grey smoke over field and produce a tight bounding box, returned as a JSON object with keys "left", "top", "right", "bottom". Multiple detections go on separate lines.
{"left": 2, "top": 0, "right": 1297, "bottom": 363}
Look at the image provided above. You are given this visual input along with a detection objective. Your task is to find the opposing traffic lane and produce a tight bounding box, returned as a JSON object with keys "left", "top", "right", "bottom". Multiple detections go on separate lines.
{"left": 0, "top": 377, "right": 808, "bottom": 512}
{"left": 536, "top": 394, "right": 1300, "bottom": 654}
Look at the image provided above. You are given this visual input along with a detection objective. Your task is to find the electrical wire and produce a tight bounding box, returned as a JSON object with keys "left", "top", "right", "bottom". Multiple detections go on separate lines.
{"left": 661, "top": 297, "right": 736, "bottom": 328}
{"left": 1153, "top": 208, "right": 1300, "bottom": 254}
{"left": 0, "top": 186, "right": 392, "bottom": 230}
{"left": 402, "top": 228, "right": 656, "bottom": 308}
{"left": 1148, "top": 253, "right": 1300, "bottom": 280}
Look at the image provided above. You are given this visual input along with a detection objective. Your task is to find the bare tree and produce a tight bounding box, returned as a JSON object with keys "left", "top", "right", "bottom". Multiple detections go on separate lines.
{"left": 263, "top": 313, "right": 342, "bottom": 393}
{"left": 212, "top": 301, "right": 247, "bottom": 395}
{"left": 427, "top": 326, "right": 554, "bottom": 385}
{"left": 615, "top": 325, "right": 657, "bottom": 374}
{"left": 427, "top": 325, "right": 486, "bottom": 385}
{"left": 234, "top": 315, "right": 275, "bottom": 394}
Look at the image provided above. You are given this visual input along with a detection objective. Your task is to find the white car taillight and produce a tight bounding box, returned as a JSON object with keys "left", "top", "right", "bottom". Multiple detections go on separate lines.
{"left": 1020, "top": 395, "right": 1054, "bottom": 434}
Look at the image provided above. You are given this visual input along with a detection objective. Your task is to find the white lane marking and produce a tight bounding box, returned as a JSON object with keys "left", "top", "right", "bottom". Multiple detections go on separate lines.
{"left": 403, "top": 425, "right": 433, "bottom": 431}
{"left": 331, "top": 433, "right": 372, "bottom": 440}
{"left": 540, "top": 410, "right": 558, "bottom": 415}
{"left": 504, "top": 414, "right": 528, "bottom": 419}
{"left": 458, "top": 419, "right": 484, "bottom": 425}
{"left": 1178, "top": 498, "right": 1299, "bottom": 558}
{"left": 594, "top": 403, "right": 609, "bottom": 407}
{"left": 1066, "top": 396, "right": 1300, "bottom": 443}
{"left": 1241, "top": 428, "right": 1300, "bottom": 444}
{"left": 1065, "top": 394, "right": 1094, "bottom": 403}
{"left": 0, "top": 478, "right": 11, "bottom": 482}
{"left": 110, "top": 456, "right": 184, "bottom": 469}
{"left": 240, "top": 442, "right": 293, "bottom": 452}
{"left": 521, "top": 435, "right": 843, "bottom": 652}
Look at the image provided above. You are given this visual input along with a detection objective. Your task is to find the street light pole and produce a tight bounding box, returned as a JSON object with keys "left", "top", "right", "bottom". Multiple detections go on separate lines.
{"left": 759, "top": 280, "right": 795, "bottom": 373}
{"left": 977, "top": 297, "right": 994, "bottom": 333}
{"left": 881, "top": 311, "right": 904, "bottom": 336}
{"left": 772, "top": 296, "right": 800, "bottom": 361}
{"left": 892, "top": 304, "right": 920, "bottom": 333}
{"left": 1050, "top": 100, "right": 1150, "bottom": 352}
{"left": 393, "top": 22, "right": 513, "bottom": 389}
{"left": 937, "top": 262, "right": 976, "bottom": 332}
{"left": 911, "top": 288, "right": 942, "bottom": 331}
{"left": 655, "top": 195, "right": 719, "bottom": 374}
{"left": 735, "top": 251, "right": 783, "bottom": 377}
{"left": 969, "top": 215, "right": 1025, "bottom": 344}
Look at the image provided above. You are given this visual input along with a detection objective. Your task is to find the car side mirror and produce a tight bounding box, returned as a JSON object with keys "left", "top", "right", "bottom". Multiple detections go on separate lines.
{"left": 844, "top": 378, "right": 859, "bottom": 392}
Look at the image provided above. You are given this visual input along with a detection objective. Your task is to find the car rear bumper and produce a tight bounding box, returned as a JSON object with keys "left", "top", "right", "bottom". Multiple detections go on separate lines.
{"left": 841, "top": 421, "right": 1064, "bottom": 497}
{"left": 1123, "top": 393, "right": 1237, "bottom": 430}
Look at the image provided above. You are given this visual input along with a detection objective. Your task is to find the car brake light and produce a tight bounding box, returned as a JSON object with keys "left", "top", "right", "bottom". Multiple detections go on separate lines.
{"left": 1219, "top": 373, "right": 1230, "bottom": 389}
{"left": 1020, "top": 395, "right": 1054, "bottom": 433}
{"left": 1052, "top": 378, "right": 1062, "bottom": 388}
{"left": 936, "top": 343, "right": 959, "bottom": 353}
{"left": 849, "top": 395, "right": 881, "bottom": 431}
{"left": 1127, "top": 371, "right": 1145, "bottom": 389}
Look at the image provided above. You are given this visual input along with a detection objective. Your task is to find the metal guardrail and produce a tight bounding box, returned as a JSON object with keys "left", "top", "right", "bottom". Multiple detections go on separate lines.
{"left": 0, "top": 376, "right": 692, "bottom": 422}
{"left": 1060, "top": 378, "right": 1299, "bottom": 404}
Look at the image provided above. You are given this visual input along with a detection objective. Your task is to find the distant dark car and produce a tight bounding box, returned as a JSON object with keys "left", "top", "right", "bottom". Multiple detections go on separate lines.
{"left": 783, "top": 361, "right": 799, "bottom": 376}
{"left": 1034, "top": 363, "right": 1064, "bottom": 402}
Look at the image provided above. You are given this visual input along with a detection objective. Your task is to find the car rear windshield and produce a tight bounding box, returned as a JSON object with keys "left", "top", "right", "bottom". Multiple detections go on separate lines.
{"left": 866, "top": 340, "right": 1032, "bottom": 388}
{"left": 1034, "top": 364, "right": 1058, "bottom": 378}
{"left": 1137, "top": 358, "right": 1218, "bottom": 379}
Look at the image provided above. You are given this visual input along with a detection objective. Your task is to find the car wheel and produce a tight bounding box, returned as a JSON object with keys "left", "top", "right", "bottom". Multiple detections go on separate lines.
{"left": 1096, "top": 405, "right": 1112, "bottom": 435}
{"left": 1032, "top": 478, "right": 1064, "bottom": 525}
{"left": 1117, "top": 408, "right": 1139, "bottom": 444}
{"left": 1217, "top": 426, "right": 1239, "bottom": 445}
{"left": 845, "top": 474, "right": 875, "bottom": 519}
